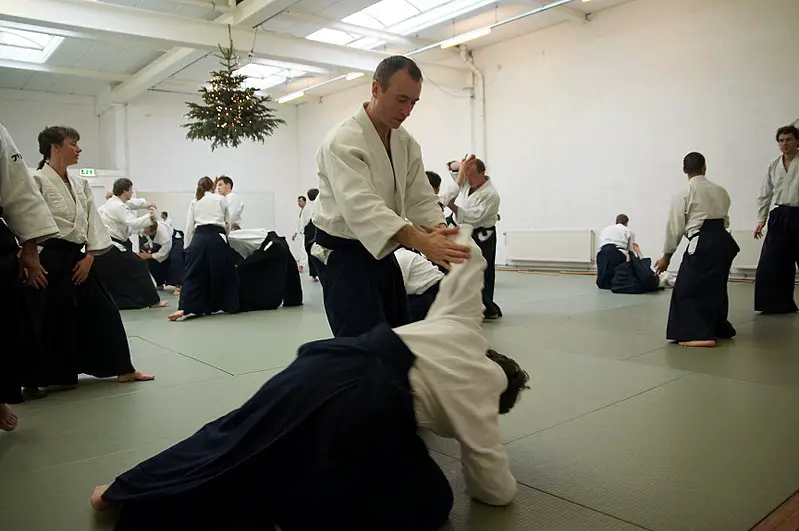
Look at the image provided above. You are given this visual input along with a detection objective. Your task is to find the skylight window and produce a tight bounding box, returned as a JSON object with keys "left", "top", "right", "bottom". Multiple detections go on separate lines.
{"left": 235, "top": 62, "right": 308, "bottom": 91}
{"left": 0, "top": 27, "right": 63, "bottom": 64}
{"left": 304, "top": 0, "right": 497, "bottom": 50}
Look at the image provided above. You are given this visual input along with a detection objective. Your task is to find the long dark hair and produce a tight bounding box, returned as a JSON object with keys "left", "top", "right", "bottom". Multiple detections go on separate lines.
{"left": 37, "top": 126, "right": 80, "bottom": 170}
{"left": 195, "top": 176, "right": 214, "bottom": 201}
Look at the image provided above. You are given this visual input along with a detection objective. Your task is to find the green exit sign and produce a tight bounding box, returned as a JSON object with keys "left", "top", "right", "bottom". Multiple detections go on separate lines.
{"left": 79, "top": 169, "right": 96, "bottom": 177}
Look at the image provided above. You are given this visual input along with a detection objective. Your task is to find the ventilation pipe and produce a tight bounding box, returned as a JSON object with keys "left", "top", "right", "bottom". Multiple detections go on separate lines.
{"left": 459, "top": 46, "right": 487, "bottom": 161}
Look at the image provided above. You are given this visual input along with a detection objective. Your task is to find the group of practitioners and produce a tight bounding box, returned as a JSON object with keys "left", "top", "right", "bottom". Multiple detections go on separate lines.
{"left": 594, "top": 126, "right": 799, "bottom": 347}
{"left": 1, "top": 50, "right": 796, "bottom": 528}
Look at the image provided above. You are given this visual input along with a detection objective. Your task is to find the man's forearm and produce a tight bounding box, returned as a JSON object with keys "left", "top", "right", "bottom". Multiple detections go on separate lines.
{"left": 393, "top": 225, "right": 423, "bottom": 249}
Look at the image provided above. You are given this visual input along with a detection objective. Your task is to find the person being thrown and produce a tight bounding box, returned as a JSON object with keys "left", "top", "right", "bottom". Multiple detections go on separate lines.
{"left": 90, "top": 225, "right": 529, "bottom": 531}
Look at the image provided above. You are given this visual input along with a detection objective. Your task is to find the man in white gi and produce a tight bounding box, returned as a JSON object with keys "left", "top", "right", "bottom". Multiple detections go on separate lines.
{"left": 655, "top": 152, "right": 738, "bottom": 347}
{"left": 0, "top": 122, "right": 58, "bottom": 430}
{"left": 442, "top": 156, "right": 502, "bottom": 319}
{"left": 95, "top": 178, "right": 166, "bottom": 309}
{"left": 596, "top": 214, "right": 641, "bottom": 289}
{"left": 753, "top": 124, "right": 799, "bottom": 314}
{"left": 312, "top": 55, "right": 470, "bottom": 337}
{"left": 215, "top": 176, "right": 244, "bottom": 230}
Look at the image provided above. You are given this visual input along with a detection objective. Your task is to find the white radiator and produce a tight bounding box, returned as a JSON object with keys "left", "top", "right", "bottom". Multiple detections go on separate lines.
{"left": 730, "top": 230, "right": 763, "bottom": 269}
{"left": 505, "top": 230, "right": 596, "bottom": 264}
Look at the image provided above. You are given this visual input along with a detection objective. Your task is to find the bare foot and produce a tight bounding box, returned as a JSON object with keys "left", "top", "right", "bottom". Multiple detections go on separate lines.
{"left": 90, "top": 485, "right": 111, "bottom": 511}
{"left": 117, "top": 371, "right": 155, "bottom": 383}
{"left": 0, "top": 403, "right": 19, "bottom": 431}
{"left": 173, "top": 287, "right": 181, "bottom": 296}
{"left": 150, "top": 300, "right": 169, "bottom": 308}
{"left": 677, "top": 340, "right": 717, "bottom": 348}
{"left": 168, "top": 310, "right": 184, "bottom": 321}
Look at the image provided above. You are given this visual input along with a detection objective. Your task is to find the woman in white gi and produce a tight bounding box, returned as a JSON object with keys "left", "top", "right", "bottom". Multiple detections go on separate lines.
{"left": 753, "top": 125, "right": 799, "bottom": 314}
{"left": 91, "top": 225, "right": 528, "bottom": 530}
{"left": 168, "top": 176, "right": 239, "bottom": 321}
{"left": 0, "top": 122, "right": 58, "bottom": 429}
{"left": 655, "top": 152, "right": 739, "bottom": 347}
{"left": 24, "top": 126, "right": 154, "bottom": 393}
{"left": 443, "top": 155, "right": 502, "bottom": 319}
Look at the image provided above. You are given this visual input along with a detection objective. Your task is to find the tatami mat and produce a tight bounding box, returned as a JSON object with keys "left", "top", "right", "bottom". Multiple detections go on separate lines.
{"left": 1, "top": 272, "right": 797, "bottom": 530}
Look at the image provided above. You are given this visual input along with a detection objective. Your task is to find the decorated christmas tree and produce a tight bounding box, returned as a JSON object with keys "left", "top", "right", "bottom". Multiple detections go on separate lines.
{"left": 183, "top": 36, "right": 285, "bottom": 151}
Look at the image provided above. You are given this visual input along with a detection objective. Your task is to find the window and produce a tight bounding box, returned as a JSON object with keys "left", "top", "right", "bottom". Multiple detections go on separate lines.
{"left": 235, "top": 62, "right": 308, "bottom": 91}
{"left": 304, "top": 0, "right": 496, "bottom": 50}
{"left": 0, "top": 27, "right": 64, "bottom": 64}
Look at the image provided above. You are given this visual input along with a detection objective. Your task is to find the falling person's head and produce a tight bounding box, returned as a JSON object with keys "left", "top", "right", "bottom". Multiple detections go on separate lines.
{"left": 143, "top": 221, "right": 158, "bottom": 237}
{"left": 37, "top": 125, "right": 81, "bottom": 170}
{"left": 216, "top": 175, "right": 234, "bottom": 196}
{"left": 113, "top": 178, "right": 135, "bottom": 202}
{"left": 368, "top": 55, "right": 423, "bottom": 131}
{"left": 486, "top": 349, "right": 530, "bottom": 415}
{"left": 776, "top": 125, "right": 799, "bottom": 157}
{"left": 307, "top": 188, "right": 319, "bottom": 201}
{"left": 683, "top": 152, "right": 706, "bottom": 178}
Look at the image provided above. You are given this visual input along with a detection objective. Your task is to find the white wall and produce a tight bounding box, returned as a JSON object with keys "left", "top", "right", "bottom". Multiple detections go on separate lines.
{"left": 475, "top": 0, "right": 799, "bottom": 265}
{"left": 124, "top": 91, "right": 299, "bottom": 238}
{"left": 296, "top": 79, "right": 472, "bottom": 194}
{"left": 0, "top": 88, "right": 101, "bottom": 169}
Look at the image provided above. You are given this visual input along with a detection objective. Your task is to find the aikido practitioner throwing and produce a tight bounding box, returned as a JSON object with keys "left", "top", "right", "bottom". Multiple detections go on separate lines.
{"left": 442, "top": 156, "right": 502, "bottom": 319}
{"left": 655, "top": 152, "right": 739, "bottom": 347}
{"left": 0, "top": 122, "right": 58, "bottom": 430}
{"left": 312, "top": 55, "right": 470, "bottom": 337}
{"left": 90, "top": 226, "right": 529, "bottom": 531}
{"left": 753, "top": 125, "right": 799, "bottom": 314}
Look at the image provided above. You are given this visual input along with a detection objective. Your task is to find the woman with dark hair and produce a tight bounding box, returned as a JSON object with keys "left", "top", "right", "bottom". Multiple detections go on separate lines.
{"left": 168, "top": 176, "right": 239, "bottom": 321}
{"left": 91, "top": 226, "right": 529, "bottom": 531}
{"left": 24, "top": 125, "right": 154, "bottom": 393}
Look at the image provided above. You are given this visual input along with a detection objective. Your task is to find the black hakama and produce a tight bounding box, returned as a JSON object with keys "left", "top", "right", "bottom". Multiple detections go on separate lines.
{"left": 24, "top": 239, "right": 136, "bottom": 387}
{"left": 178, "top": 225, "right": 239, "bottom": 316}
{"left": 0, "top": 216, "right": 24, "bottom": 404}
{"left": 666, "top": 219, "right": 740, "bottom": 342}
{"left": 92, "top": 239, "right": 160, "bottom": 310}
{"left": 313, "top": 228, "right": 410, "bottom": 338}
{"left": 303, "top": 219, "right": 318, "bottom": 278}
{"left": 611, "top": 255, "right": 660, "bottom": 294}
{"left": 596, "top": 243, "right": 627, "bottom": 290}
{"left": 101, "top": 323, "right": 453, "bottom": 531}
{"left": 473, "top": 226, "right": 502, "bottom": 318}
{"left": 238, "top": 231, "right": 303, "bottom": 312}
{"left": 408, "top": 281, "right": 441, "bottom": 323}
{"left": 754, "top": 205, "right": 799, "bottom": 314}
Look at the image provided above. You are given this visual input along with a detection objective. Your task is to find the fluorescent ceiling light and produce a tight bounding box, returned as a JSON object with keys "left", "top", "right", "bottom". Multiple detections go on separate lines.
{"left": 345, "top": 72, "right": 365, "bottom": 80}
{"left": 0, "top": 26, "right": 64, "bottom": 64}
{"left": 277, "top": 91, "right": 305, "bottom": 103}
{"left": 439, "top": 26, "right": 490, "bottom": 48}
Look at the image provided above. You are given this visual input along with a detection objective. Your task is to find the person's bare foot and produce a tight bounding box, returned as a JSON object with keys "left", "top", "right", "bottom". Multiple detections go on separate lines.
{"left": 0, "top": 404, "right": 19, "bottom": 431}
{"left": 90, "top": 485, "right": 111, "bottom": 511}
{"left": 117, "top": 371, "right": 155, "bottom": 383}
{"left": 168, "top": 310, "right": 184, "bottom": 321}
{"left": 150, "top": 300, "right": 169, "bottom": 308}
{"left": 677, "top": 340, "right": 717, "bottom": 347}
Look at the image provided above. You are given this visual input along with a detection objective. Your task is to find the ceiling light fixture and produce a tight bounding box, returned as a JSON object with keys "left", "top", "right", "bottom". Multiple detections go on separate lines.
{"left": 277, "top": 90, "right": 305, "bottom": 103}
{"left": 439, "top": 27, "right": 491, "bottom": 49}
{"left": 345, "top": 71, "right": 365, "bottom": 80}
